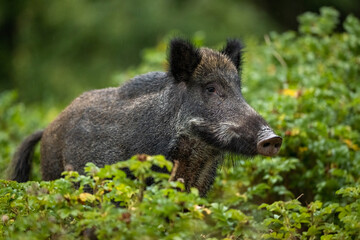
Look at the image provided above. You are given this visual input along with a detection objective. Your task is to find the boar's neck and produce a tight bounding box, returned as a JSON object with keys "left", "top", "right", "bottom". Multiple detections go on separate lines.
{"left": 168, "top": 135, "right": 224, "bottom": 197}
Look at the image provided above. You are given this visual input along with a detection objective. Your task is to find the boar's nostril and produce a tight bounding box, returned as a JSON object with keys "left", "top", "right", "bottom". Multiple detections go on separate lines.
{"left": 262, "top": 142, "right": 270, "bottom": 148}
{"left": 257, "top": 135, "right": 282, "bottom": 157}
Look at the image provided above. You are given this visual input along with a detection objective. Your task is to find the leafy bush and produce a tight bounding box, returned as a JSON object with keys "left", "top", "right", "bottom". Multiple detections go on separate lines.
{"left": 1, "top": 7, "right": 360, "bottom": 239}
{"left": 245, "top": 6, "right": 360, "bottom": 205}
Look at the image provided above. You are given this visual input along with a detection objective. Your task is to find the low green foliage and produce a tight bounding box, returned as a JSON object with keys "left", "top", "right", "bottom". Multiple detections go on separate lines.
{"left": 1, "top": 7, "right": 360, "bottom": 239}
{"left": 1, "top": 156, "right": 359, "bottom": 239}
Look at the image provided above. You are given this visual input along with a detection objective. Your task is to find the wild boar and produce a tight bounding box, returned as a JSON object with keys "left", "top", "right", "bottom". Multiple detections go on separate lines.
{"left": 10, "top": 38, "right": 282, "bottom": 196}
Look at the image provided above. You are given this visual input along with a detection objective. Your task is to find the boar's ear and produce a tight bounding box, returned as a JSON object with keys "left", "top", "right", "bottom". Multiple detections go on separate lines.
{"left": 221, "top": 39, "right": 243, "bottom": 71}
{"left": 169, "top": 38, "right": 201, "bottom": 82}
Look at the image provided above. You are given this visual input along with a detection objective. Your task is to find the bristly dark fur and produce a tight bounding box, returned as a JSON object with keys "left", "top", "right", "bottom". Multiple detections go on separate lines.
{"left": 9, "top": 130, "right": 43, "bottom": 182}
{"left": 221, "top": 39, "right": 244, "bottom": 72}
{"left": 169, "top": 38, "right": 201, "bottom": 82}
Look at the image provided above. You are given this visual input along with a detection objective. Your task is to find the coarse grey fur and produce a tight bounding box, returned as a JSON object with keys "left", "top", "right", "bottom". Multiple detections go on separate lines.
{"left": 9, "top": 38, "right": 281, "bottom": 196}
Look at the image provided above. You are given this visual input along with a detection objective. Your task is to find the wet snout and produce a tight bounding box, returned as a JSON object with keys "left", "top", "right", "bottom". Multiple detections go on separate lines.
{"left": 257, "top": 129, "right": 282, "bottom": 156}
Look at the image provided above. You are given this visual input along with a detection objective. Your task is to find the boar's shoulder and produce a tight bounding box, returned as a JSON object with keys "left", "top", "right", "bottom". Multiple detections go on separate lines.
{"left": 118, "top": 71, "right": 169, "bottom": 100}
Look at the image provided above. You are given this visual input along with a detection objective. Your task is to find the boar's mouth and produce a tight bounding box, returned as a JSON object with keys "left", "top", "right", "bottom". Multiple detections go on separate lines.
{"left": 228, "top": 125, "right": 282, "bottom": 157}
{"left": 189, "top": 118, "right": 282, "bottom": 157}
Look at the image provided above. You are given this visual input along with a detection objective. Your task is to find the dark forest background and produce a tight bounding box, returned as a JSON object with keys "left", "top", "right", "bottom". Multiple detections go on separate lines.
{"left": 1, "top": 0, "right": 359, "bottom": 104}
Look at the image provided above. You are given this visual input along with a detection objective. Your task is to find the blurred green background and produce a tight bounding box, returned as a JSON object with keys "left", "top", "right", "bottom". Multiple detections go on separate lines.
{"left": 1, "top": 0, "right": 359, "bottom": 105}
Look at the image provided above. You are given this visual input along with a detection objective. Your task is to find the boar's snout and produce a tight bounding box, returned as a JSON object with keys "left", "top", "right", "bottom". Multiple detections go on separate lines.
{"left": 257, "top": 129, "right": 282, "bottom": 157}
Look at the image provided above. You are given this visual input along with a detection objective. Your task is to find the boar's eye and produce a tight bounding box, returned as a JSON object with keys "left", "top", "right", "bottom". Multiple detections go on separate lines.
{"left": 205, "top": 83, "right": 224, "bottom": 98}
{"left": 206, "top": 86, "right": 216, "bottom": 93}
